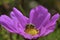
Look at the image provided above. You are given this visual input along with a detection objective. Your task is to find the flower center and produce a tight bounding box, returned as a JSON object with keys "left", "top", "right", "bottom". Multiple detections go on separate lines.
{"left": 24, "top": 24, "right": 39, "bottom": 36}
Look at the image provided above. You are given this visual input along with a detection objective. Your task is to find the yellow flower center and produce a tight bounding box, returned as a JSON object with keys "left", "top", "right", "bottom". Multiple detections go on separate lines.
{"left": 25, "top": 24, "right": 39, "bottom": 36}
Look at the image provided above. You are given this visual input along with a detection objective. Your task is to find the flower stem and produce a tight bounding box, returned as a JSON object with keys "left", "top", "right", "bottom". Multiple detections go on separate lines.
{"left": 16, "top": 34, "right": 19, "bottom": 40}
{"left": 9, "top": 33, "right": 13, "bottom": 40}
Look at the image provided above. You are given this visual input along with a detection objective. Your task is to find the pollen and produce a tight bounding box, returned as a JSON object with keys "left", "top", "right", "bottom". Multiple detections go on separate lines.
{"left": 25, "top": 24, "right": 39, "bottom": 36}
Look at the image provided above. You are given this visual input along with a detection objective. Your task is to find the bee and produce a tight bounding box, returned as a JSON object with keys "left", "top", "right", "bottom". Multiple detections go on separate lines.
{"left": 26, "top": 24, "right": 35, "bottom": 29}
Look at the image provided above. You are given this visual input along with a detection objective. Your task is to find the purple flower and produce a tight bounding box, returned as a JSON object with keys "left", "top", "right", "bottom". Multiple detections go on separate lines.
{"left": 0, "top": 5, "right": 59, "bottom": 39}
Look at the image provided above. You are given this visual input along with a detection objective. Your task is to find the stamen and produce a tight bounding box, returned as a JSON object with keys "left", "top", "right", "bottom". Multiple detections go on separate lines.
{"left": 25, "top": 24, "right": 39, "bottom": 36}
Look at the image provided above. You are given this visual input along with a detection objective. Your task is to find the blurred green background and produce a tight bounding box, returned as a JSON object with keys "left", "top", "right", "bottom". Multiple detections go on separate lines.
{"left": 0, "top": 0, "right": 60, "bottom": 40}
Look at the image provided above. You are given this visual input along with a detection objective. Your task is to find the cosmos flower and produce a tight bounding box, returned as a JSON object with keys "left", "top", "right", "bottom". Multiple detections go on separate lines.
{"left": 0, "top": 5, "right": 59, "bottom": 40}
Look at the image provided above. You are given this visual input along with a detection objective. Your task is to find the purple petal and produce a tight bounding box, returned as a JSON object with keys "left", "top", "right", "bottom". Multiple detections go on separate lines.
{"left": 22, "top": 33, "right": 39, "bottom": 39}
{"left": 29, "top": 5, "right": 49, "bottom": 28}
{"left": 39, "top": 26, "right": 46, "bottom": 36}
{"left": 39, "top": 13, "right": 59, "bottom": 36}
{"left": 39, "top": 24, "right": 55, "bottom": 36}
{"left": 32, "top": 35, "right": 40, "bottom": 39}
{"left": 42, "top": 24, "right": 56, "bottom": 36}
{"left": 0, "top": 15, "right": 16, "bottom": 32}
{"left": 51, "top": 13, "right": 59, "bottom": 23}
{"left": 18, "top": 29, "right": 33, "bottom": 39}
{"left": 10, "top": 11, "right": 33, "bottom": 39}
{"left": 10, "top": 12, "right": 24, "bottom": 30}
{"left": 38, "top": 13, "right": 51, "bottom": 29}
{"left": 13, "top": 7, "right": 29, "bottom": 27}
{"left": 46, "top": 13, "right": 59, "bottom": 28}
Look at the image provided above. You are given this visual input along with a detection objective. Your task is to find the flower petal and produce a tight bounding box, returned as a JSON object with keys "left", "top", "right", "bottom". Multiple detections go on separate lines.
{"left": 39, "top": 26, "right": 46, "bottom": 36}
{"left": 10, "top": 12, "right": 24, "bottom": 29}
{"left": 18, "top": 29, "right": 33, "bottom": 39}
{"left": 39, "top": 24, "right": 55, "bottom": 36}
{"left": 39, "top": 13, "right": 59, "bottom": 36}
{"left": 10, "top": 11, "right": 32, "bottom": 39}
{"left": 29, "top": 5, "right": 49, "bottom": 28}
{"left": 13, "top": 7, "right": 28, "bottom": 27}
{"left": 46, "top": 13, "right": 59, "bottom": 28}
{"left": 0, "top": 15, "right": 17, "bottom": 33}
{"left": 38, "top": 13, "right": 51, "bottom": 29}
{"left": 51, "top": 13, "right": 59, "bottom": 23}
{"left": 42, "top": 24, "right": 56, "bottom": 36}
